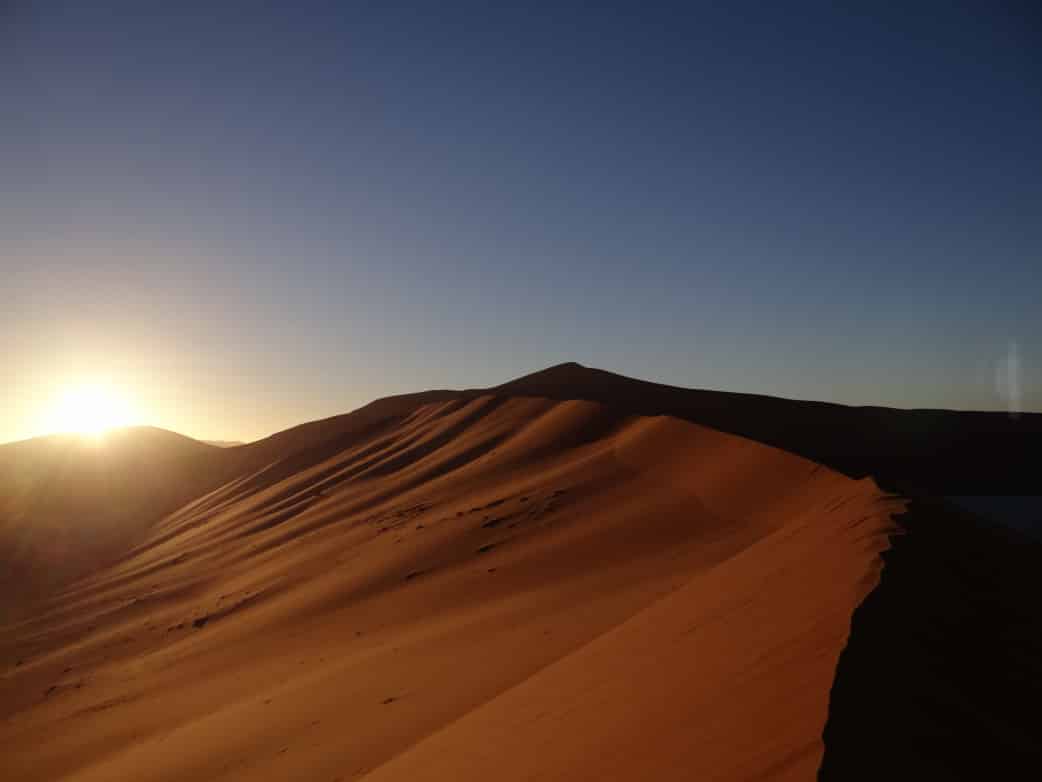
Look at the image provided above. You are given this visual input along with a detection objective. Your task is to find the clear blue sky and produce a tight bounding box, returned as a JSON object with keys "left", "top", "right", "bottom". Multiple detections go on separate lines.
{"left": 3, "top": 1, "right": 1040, "bottom": 442}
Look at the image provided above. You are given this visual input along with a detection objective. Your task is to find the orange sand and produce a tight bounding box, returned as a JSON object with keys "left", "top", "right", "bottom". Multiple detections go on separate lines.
{"left": 1, "top": 384, "right": 901, "bottom": 780}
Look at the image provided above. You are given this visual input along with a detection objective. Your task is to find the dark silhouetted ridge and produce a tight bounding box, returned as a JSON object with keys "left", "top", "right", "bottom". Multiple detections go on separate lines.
{"left": 491, "top": 362, "right": 1042, "bottom": 495}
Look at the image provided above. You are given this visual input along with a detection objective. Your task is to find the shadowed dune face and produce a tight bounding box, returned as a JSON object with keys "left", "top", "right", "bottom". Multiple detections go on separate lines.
{"left": 820, "top": 499, "right": 1042, "bottom": 780}
{"left": 0, "top": 429, "right": 233, "bottom": 614}
{"left": 0, "top": 394, "right": 899, "bottom": 781}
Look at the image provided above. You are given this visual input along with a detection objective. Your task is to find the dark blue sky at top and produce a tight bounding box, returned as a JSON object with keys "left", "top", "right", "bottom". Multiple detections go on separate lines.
{"left": 2, "top": 1, "right": 1040, "bottom": 440}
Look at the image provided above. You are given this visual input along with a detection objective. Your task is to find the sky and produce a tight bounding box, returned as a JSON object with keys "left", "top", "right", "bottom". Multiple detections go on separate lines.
{"left": 2, "top": 1, "right": 1040, "bottom": 443}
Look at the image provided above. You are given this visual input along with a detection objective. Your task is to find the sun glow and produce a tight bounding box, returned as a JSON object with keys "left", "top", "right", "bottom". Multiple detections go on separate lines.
{"left": 42, "top": 382, "right": 139, "bottom": 438}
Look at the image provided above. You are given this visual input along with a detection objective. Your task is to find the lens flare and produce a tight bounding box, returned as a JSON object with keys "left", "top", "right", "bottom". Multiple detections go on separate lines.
{"left": 995, "top": 341, "right": 1022, "bottom": 418}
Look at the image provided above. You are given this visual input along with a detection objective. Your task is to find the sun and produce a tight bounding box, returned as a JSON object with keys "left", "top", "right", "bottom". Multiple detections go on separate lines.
{"left": 43, "top": 382, "right": 139, "bottom": 438}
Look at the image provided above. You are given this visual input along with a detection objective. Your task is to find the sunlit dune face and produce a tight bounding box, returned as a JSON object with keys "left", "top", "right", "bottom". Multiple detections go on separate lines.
{"left": 42, "top": 382, "right": 139, "bottom": 439}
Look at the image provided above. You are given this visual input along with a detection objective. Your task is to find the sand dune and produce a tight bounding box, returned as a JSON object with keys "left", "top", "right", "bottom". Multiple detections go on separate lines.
{"left": 1, "top": 364, "right": 1038, "bottom": 779}
{"left": 0, "top": 428, "right": 235, "bottom": 616}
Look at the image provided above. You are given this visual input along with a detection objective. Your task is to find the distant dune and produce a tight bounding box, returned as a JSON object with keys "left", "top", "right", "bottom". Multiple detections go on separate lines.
{"left": 0, "top": 428, "right": 235, "bottom": 612}
{"left": 1, "top": 364, "right": 1038, "bottom": 780}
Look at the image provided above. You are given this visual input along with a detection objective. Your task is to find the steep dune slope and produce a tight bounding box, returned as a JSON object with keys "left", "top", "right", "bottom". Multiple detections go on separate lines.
{"left": 362, "top": 416, "right": 896, "bottom": 782}
{"left": 0, "top": 395, "right": 898, "bottom": 781}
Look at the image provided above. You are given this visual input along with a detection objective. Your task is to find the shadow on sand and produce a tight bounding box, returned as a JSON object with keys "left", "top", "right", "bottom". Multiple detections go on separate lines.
{"left": 819, "top": 498, "right": 1042, "bottom": 779}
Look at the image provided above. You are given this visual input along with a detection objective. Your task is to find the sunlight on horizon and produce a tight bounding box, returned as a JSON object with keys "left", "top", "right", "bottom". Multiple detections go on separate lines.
{"left": 38, "top": 381, "right": 141, "bottom": 439}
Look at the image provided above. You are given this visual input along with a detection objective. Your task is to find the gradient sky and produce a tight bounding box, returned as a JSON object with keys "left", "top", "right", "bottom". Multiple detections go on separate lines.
{"left": 3, "top": 1, "right": 1040, "bottom": 443}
